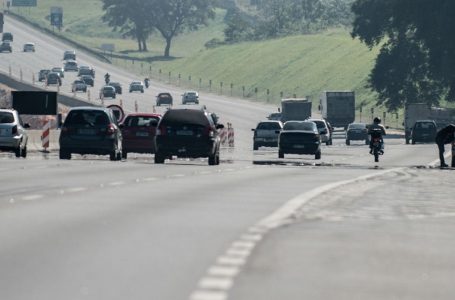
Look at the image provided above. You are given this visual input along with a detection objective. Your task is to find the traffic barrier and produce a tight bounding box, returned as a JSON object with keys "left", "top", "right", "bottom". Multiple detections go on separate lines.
{"left": 227, "top": 123, "right": 235, "bottom": 147}
{"left": 41, "top": 119, "right": 51, "bottom": 151}
{"left": 135, "top": 100, "right": 138, "bottom": 112}
{"left": 220, "top": 127, "right": 228, "bottom": 146}
{"left": 452, "top": 142, "right": 455, "bottom": 168}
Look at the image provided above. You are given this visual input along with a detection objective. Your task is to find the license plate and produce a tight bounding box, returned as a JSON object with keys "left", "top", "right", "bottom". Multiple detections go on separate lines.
{"left": 79, "top": 129, "right": 96, "bottom": 135}
{"left": 293, "top": 145, "right": 305, "bottom": 149}
{"left": 176, "top": 130, "right": 193, "bottom": 136}
{"left": 136, "top": 132, "right": 149, "bottom": 137}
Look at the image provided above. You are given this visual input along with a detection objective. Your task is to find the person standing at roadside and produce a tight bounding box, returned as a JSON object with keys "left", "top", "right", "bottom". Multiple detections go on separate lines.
{"left": 435, "top": 124, "right": 455, "bottom": 168}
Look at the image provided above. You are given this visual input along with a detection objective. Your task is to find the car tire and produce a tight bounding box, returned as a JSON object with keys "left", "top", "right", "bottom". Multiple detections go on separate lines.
{"left": 208, "top": 151, "right": 219, "bottom": 166}
{"left": 406, "top": 138, "right": 410, "bottom": 144}
{"left": 59, "top": 149, "right": 71, "bottom": 160}
{"left": 109, "top": 150, "right": 117, "bottom": 161}
{"left": 116, "top": 151, "right": 122, "bottom": 161}
{"left": 14, "top": 146, "right": 21, "bottom": 158}
{"left": 122, "top": 150, "right": 127, "bottom": 159}
{"left": 411, "top": 139, "right": 416, "bottom": 145}
{"left": 253, "top": 143, "right": 259, "bottom": 151}
{"left": 154, "top": 152, "right": 165, "bottom": 164}
{"left": 315, "top": 151, "right": 321, "bottom": 160}
{"left": 278, "top": 151, "right": 284, "bottom": 159}
{"left": 365, "top": 139, "right": 369, "bottom": 145}
{"left": 21, "top": 146, "right": 27, "bottom": 158}
{"left": 141, "top": 90, "right": 144, "bottom": 93}
{"left": 346, "top": 139, "right": 350, "bottom": 145}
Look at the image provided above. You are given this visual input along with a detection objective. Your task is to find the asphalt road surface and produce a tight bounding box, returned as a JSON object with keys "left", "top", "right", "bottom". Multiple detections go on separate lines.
{"left": 1, "top": 14, "right": 454, "bottom": 300}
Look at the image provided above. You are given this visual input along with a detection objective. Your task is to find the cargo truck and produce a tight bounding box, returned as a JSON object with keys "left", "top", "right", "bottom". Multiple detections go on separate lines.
{"left": 319, "top": 91, "right": 355, "bottom": 128}
{"left": 280, "top": 98, "right": 312, "bottom": 122}
{"left": 404, "top": 103, "right": 455, "bottom": 144}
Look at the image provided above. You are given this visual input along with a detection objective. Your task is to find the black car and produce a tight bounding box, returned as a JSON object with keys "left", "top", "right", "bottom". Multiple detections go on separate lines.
{"left": 2, "top": 32, "right": 13, "bottom": 42}
{"left": 411, "top": 120, "right": 437, "bottom": 144}
{"left": 278, "top": 121, "right": 321, "bottom": 159}
{"left": 100, "top": 86, "right": 116, "bottom": 99}
{"left": 59, "top": 107, "right": 122, "bottom": 161}
{"left": 108, "top": 82, "right": 122, "bottom": 94}
{"left": 80, "top": 75, "right": 94, "bottom": 87}
{"left": 346, "top": 122, "right": 369, "bottom": 145}
{"left": 78, "top": 66, "right": 95, "bottom": 77}
{"left": 38, "top": 69, "right": 51, "bottom": 82}
{"left": 46, "top": 72, "right": 62, "bottom": 86}
{"left": 156, "top": 92, "right": 173, "bottom": 106}
{"left": 154, "top": 108, "right": 224, "bottom": 165}
{"left": 0, "top": 41, "right": 12, "bottom": 53}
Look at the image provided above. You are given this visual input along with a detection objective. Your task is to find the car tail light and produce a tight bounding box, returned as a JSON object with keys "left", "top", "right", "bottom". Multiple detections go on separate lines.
{"left": 107, "top": 124, "right": 116, "bottom": 135}
{"left": 12, "top": 125, "right": 18, "bottom": 135}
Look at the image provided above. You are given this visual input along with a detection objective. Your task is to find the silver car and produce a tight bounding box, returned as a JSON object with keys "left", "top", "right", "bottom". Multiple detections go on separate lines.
{"left": 0, "top": 109, "right": 30, "bottom": 157}
{"left": 252, "top": 120, "right": 283, "bottom": 150}
{"left": 23, "top": 42, "right": 35, "bottom": 52}
{"left": 307, "top": 118, "right": 332, "bottom": 145}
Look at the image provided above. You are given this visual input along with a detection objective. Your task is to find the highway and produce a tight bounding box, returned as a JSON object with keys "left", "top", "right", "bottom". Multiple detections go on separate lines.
{"left": 1, "top": 14, "right": 455, "bottom": 300}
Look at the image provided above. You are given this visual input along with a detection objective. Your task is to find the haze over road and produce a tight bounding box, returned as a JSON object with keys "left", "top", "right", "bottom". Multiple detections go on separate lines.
{"left": 1, "top": 14, "right": 454, "bottom": 300}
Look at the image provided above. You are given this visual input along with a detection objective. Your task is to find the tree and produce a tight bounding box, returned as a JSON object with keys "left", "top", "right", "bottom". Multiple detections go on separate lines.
{"left": 149, "top": 0, "right": 216, "bottom": 57}
{"left": 351, "top": 0, "right": 455, "bottom": 110}
{"left": 101, "top": 0, "right": 151, "bottom": 52}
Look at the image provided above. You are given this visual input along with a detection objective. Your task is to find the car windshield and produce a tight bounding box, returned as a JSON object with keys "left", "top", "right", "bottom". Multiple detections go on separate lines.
{"left": 124, "top": 116, "right": 160, "bottom": 127}
{"left": 104, "top": 87, "right": 114, "bottom": 91}
{"left": 187, "top": 92, "right": 197, "bottom": 96}
{"left": 415, "top": 122, "right": 435, "bottom": 129}
{"left": 74, "top": 80, "right": 84, "bottom": 84}
{"left": 349, "top": 123, "right": 366, "bottom": 129}
{"left": 283, "top": 121, "right": 316, "bottom": 131}
{"left": 65, "top": 110, "right": 109, "bottom": 126}
{"left": 0, "top": 112, "right": 14, "bottom": 124}
{"left": 257, "top": 122, "right": 281, "bottom": 130}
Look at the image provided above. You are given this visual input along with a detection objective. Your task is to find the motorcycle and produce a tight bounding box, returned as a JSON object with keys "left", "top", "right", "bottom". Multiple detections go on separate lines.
{"left": 369, "top": 128, "right": 384, "bottom": 162}
{"left": 144, "top": 78, "right": 150, "bottom": 88}
{"left": 104, "top": 74, "right": 110, "bottom": 85}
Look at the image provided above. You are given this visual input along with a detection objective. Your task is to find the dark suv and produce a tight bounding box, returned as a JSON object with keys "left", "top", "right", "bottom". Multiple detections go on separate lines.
{"left": 154, "top": 108, "right": 224, "bottom": 165}
{"left": 59, "top": 107, "right": 122, "bottom": 161}
{"left": 156, "top": 92, "right": 173, "bottom": 106}
{"left": 411, "top": 120, "right": 437, "bottom": 144}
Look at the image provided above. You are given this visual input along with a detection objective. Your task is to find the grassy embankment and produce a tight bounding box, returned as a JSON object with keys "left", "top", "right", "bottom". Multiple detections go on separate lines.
{"left": 12, "top": 1, "right": 403, "bottom": 125}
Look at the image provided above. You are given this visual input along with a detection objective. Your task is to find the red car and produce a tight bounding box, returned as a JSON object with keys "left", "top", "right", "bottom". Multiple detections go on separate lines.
{"left": 120, "top": 113, "right": 161, "bottom": 159}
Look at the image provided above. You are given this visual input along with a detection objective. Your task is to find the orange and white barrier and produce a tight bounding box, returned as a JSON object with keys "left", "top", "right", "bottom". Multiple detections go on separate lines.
{"left": 135, "top": 100, "right": 138, "bottom": 112}
{"left": 41, "top": 119, "right": 51, "bottom": 151}
{"left": 220, "top": 127, "right": 228, "bottom": 146}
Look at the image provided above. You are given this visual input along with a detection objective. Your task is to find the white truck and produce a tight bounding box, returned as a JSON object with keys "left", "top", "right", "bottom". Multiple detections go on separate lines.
{"left": 319, "top": 91, "right": 355, "bottom": 128}
{"left": 404, "top": 103, "right": 455, "bottom": 144}
{"left": 280, "top": 98, "right": 312, "bottom": 122}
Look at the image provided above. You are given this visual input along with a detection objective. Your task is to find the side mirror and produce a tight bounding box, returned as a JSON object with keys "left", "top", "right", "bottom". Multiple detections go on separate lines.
{"left": 216, "top": 124, "right": 224, "bottom": 130}
{"left": 251, "top": 128, "right": 255, "bottom": 131}
{"left": 23, "top": 123, "right": 31, "bottom": 129}
{"left": 386, "top": 126, "right": 390, "bottom": 129}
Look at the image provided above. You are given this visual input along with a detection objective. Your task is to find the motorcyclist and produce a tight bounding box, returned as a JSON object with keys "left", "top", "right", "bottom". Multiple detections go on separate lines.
{"left": 435, "top": 124, "right": 455, "bottom": 168}
{"left": 368, "top": 117, "right": 386, "bottom": 154}
{"left": 104, "top": 72, "right": 110, "bottom": 84}
{"left": 144, "top": 77, "right": 150, "bottom": 88}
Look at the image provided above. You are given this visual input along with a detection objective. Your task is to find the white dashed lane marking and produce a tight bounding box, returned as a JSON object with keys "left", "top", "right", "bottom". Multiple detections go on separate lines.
{"left": 22, "top": 194, "right": 43, "bottom": 201}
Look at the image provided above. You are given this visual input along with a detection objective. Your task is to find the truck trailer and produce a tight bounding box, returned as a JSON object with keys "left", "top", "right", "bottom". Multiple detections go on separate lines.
{"left": 280, "top": 98, "right": 312, "bottom": 122}
{"left": 320, "top": 91, "right": 355, "bottom": 128}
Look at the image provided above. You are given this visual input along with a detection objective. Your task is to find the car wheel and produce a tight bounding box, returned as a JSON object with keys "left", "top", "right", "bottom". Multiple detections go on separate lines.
{"left": 406, "top": 138, "right": 410, "bottom": 144}
{"left": 411, "top": 139, "right": 416, "bottom": 144}
{"left": 59, "top": 149, "right": 71, "bottom": 160}
{"left": 326, "top": 141, "right": 330, "bottom": 146}
{"left": 109, "top": 150, "right": 117, "bottom": 161}
{"left": 21, "top": 146, "right": 27, "bottom": 158}
{"left": 365, "top": 139, "right": 369, "bottom": 145}
{"left": 346, "top": 139, "right": 350, "bottom": 146}
{"left": 154, "top": 152, "right": 165, "bottom": 164}
{"left": 215, "top": 152, "right": 220, "bottom": 165}
{"left": 315, "top": 151, "right": 321, "bottom": 160}
{"left": 14, "top": 146, "right": 21, "bottom": 158}
{"left": 122, "top": 150, "right": 127, "bottom": 159}
{"left": 278, "top": 151, "right": 284, "bottom": 159}
{"left": 253, "top": 143, "right": 259, "bottom": 151}
{"left": 208, "top": 152, "right": 217, "bottom": 166}
{"left": 116, "top": 151, "right": 122, "bottom": 161}
{"left": 141, "top": 90, "right": 144, "bottom": 93}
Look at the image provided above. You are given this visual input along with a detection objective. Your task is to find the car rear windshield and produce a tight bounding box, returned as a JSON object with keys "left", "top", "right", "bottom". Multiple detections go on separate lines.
{"left": 283, "top": 122, "right": 315, "bottom": 131}
{"left": 124, "top": 116, "right": 159, "bottom": 127}
{"left": 311, "top": 121, "right": 326, "bottom": 129}
{"left": 65, "top": 110, "right": 110, "bottom": 126}
{"left": 415, "top": 122, "right": 436, "bottom": 129}
{"left": 349, "top": 124, "right": 366, "bottom": 129}
{"left": 161, "top": 110, "right": 210, "bottom": 127}
{"left": 257, "top": 122, "right": 281, "bottom": 130}
{"left": 0, "top": 112, "right": 14, "bottom": 124}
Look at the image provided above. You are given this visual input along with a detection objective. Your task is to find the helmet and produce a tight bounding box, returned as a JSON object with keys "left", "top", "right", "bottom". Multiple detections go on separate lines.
{"left": 374, "top": 117, "right": 381, "bottom": 124}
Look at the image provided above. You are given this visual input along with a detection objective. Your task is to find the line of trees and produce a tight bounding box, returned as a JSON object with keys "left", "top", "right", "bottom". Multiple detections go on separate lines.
{"left": 101, "top": 0, "right": 216, "bottom": 57}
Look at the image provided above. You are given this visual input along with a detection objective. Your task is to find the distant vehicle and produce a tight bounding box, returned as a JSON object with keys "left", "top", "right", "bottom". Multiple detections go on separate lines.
{"left": 63, "top": 50, "right": 76, "bottom": 61}
{"left": 346, "top": 122, "right": 369, "bottom": 145}
{"left": 0, "top": 41, "right": 12, "bottom": 53}
{"left": 46, "top": 72, "right": 62, "bottom": 86}
{"left": 0, "top": 12, "right": 3, "bottom": 33}
{"left": 108, "top": 82, "right": 122, "bottom": 94}
{"left": 267, "top": 112, "right": 282, "bottom": 121}
{"left": 129, "top": 81, "right": 144, "bottom": 93}
{"left": 51, "top": 67, "right": 64, "bottom": 78}
{"left": 1, "top": 32, "right": 13, "bottom": 42}
{"left": 278, "top": 121, "right": 321, "bottom": 159}
{"left": 80, "top": 75, "right": 94, "bottom": 87}
{"left": 280, "top": 98, "right": 312, "bottom": 122}
{"left": 64, "top": 60, "right": 79, "bottom": 72}
{"left": 120, "top": 113, "right": 161, "bottom": 159}
{"left": 156, "top": 92, "right": 173, "bottom": 106}
{"left": 0, "top": 109, "right": 30, "bottom": 157}
{"left": 59, "top": 107, "right": 122, "bottom": 161}
{"left": 38, "top": 69, "right": 51, "bottom": 82}
{"left": 182, "top": 91, "right": 199, "bottom": 104}
{"left": 252, "top": 120, "right": 283, "bottom": 150}
{"left": 100, "top": 85, "right": 116, "bottom": 99}
{"left": 23, "top": 42, "right": 35, "bottom": 52}
{"left": 307, "top": 118, "right": 332, "bottom": 145}
{"left": 319, "top": 91, "right": 355, "bottom": 129}
{"left": 71, "top": 80, "right": 87, "bottom": 93}
{"left": 78, "top": 65, "right": 95, "bottom": 77}
{"left": 404, "top": 103, "right": 455, "bottom": 144}
{"left": 411, "top": 120, "right": 437, "bottom": 144}
{"left": 154, "top": 108, "right": 224, "bottom": 165}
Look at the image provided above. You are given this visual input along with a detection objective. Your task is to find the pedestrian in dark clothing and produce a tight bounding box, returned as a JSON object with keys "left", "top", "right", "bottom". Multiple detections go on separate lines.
{"left": 435, "top": 124, "right": 455, "bottom": 167}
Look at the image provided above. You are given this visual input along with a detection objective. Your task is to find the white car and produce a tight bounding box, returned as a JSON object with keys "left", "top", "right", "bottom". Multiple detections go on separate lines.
{"left": 23, "top": 42, "right": 35, "bottom": 52}
{"left": 307, "top": 118, "right": 332, "bottom": 145}
{"left": 129, "top": 81, "right": 144, "bottom": 93}
{"left": 0, "top": 109, "right": 30, "bottom": 157}
{"left": 252, "top": 120, "right": 283, "bottom": 150}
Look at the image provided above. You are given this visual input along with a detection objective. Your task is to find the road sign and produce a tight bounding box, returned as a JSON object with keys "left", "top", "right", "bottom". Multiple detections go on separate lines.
{"left": 107, "top": 104, "right": 124, "bottom": 123}
{"left": 12, "top": 0, "right": 37, "bottom": 7}
{"left": 50, "top": 7, "right": 63, "bottom": 28}
{"left": 101, "top": 44, "right": 115, "bottom": 52}
{"left": 12, "top": 91, "right": 58, "bottom": 115}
